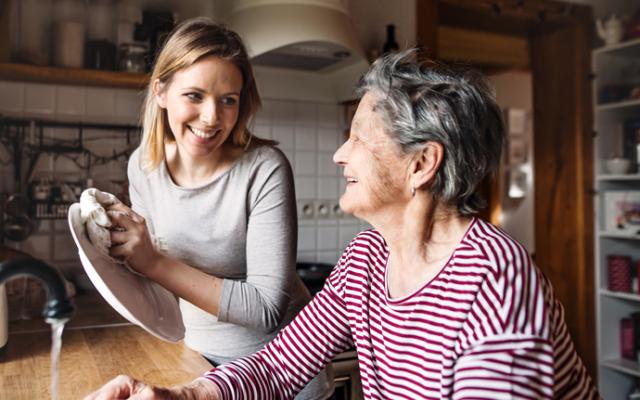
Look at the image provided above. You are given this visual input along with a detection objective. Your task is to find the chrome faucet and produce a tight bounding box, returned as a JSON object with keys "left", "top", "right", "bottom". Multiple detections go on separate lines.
{"left": 0, "top": 258, "right": 74, "bottom": 321}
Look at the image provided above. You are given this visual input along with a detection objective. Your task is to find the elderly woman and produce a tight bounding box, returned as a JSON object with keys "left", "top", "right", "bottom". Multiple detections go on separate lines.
{"left": 86, "top": 50, "right": 598, "bottom": 400}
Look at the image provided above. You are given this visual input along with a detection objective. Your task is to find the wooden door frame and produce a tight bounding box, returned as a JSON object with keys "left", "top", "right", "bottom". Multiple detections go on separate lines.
{"left": 417, "top": 0, "right": 596, "bottom": 379}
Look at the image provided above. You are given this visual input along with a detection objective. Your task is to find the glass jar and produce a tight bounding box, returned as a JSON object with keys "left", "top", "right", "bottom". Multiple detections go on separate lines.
{"left": 53, "top": 0, "right": 86, "bottom": 68}
{"left": 119, "top": 43, "right": 148, "bottom": 73}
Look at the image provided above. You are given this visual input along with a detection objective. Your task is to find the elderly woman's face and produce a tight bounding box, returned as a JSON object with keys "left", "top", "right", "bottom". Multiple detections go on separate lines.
{"left": 333, "top": 92, "right": 410, "bottom": 220}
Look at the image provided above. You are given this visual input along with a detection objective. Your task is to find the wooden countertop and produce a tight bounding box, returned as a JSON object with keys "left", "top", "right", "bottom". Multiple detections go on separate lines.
{"left": 0, "top": 324, "right": 213, "bottom": 399}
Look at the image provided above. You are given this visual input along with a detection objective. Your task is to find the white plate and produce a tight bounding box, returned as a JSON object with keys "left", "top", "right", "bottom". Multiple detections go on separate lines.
{"left": 67, "top": 203, "right": 184, "bottom": 342}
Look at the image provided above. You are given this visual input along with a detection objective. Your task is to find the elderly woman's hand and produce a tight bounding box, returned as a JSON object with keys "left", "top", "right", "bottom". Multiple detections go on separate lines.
{"left": 83, "top": 375, "right": 220, "bottom": 400}
{"left": 107, "top": 203, "right": 163, "bottom": 277}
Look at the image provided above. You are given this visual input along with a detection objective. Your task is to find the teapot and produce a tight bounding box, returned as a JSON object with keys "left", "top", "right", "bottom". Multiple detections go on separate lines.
{"left": 596, "top": 14, "right": 624, "bottom": 46}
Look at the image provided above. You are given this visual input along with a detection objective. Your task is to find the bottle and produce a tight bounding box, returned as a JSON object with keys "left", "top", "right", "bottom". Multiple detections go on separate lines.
{"left": 383, "top": 24, "right": 399, "bottom": 54}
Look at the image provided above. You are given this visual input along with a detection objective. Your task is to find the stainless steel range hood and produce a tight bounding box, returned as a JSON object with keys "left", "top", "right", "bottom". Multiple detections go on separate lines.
{"left": 228, "top": 0, "right": 369, "bottom": 101}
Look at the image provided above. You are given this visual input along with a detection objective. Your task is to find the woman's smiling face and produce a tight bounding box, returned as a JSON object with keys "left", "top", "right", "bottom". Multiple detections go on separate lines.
{"left": 155, "top": 55, "right": 243, "bottom": 160}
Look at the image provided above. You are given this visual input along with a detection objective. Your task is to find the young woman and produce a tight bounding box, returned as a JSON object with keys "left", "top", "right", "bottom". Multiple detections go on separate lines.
{"left": 103, "top": 18, "right": 333, "bottom": 400}
{"left": 88, "top": 50, "right": 599, "bottom": 399}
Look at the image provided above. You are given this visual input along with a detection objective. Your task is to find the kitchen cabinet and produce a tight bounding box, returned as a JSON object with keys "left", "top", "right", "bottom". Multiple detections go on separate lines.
{"left": 593, "top": 37, "right": 640, "bottom": 399}
{"left": 0, "top": 62, "right": 148, "bottom": 89}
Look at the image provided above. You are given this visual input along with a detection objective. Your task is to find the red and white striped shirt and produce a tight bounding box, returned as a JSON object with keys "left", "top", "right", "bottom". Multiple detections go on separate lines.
{"left": 204, "top": 218, "right": 599, "bottom": 399}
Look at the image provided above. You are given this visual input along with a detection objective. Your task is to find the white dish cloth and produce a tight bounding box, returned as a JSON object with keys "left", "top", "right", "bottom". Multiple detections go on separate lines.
{"left": 79, "top": 188, "right": 163, "bottom": 276}
{"left": 79, "top": 188, "right": 145, "bottom": 277}
{"left": 80, "top": 188, "right": 122, "bottom": 259}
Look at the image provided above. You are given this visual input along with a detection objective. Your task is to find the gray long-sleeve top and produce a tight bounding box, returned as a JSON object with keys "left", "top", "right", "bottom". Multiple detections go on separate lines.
{"left": 127, "top": 144, "right": 311, "bottom": 360}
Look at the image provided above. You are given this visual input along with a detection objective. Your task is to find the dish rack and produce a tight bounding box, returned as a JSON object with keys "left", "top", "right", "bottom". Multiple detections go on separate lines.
{"left": 0, "top": 116, "right": 139, "bottom": 220}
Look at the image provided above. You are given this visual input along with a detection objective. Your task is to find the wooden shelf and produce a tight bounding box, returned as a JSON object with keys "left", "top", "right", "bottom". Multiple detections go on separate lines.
{"left": 0, "top": 63, "right": 148, "bottom": 89}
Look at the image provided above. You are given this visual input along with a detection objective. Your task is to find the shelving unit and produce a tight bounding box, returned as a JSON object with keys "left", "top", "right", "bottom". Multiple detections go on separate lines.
{"left": 0, "top": 63, "right": 148, "bottom": 89}
{"left": 593, "top": 39, "right": 640, "bottom": 399}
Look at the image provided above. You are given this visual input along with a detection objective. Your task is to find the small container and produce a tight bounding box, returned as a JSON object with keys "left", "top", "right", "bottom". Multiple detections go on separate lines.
{"left": 608, "top": 254, "right": 633, "bottom": 292}
{"left": 606, "top": 157, "right": 631, "bottom": 174}
{"left": 53, "top": 0, "right": 85, "bottom": 68}
{"left": 119, "top": 43, "right": 147, "bottom": 73}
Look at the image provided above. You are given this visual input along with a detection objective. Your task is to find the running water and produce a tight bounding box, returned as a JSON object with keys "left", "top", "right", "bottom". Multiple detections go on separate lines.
{"left": 48, "top": 318, "right": 68, "bottom": 400}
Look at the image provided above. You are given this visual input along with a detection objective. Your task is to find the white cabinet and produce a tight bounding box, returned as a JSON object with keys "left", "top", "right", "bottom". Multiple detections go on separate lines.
{"left": 593, "top": 38, "right": 640, "bottom": 400}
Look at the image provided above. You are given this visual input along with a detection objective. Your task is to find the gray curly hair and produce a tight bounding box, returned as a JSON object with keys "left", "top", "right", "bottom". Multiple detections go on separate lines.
{"left": 357, "top": 49, "right": 506, "bottom": 215}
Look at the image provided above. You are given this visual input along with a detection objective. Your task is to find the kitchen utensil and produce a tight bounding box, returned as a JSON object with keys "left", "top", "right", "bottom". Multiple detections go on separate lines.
{"left": 596, "top": 14, "right": 625, "bottom": 46}
{"left": 67, "top": 203, "right": 184, "bottom": 342}
{"left": 2, "top": 194, "right": 35, "bottom": 242}
{"left": 605, "top": 157, "right": 631, "bottom": 174}
{"left": 3, "top": 215, "right": 35, "bottom": 242}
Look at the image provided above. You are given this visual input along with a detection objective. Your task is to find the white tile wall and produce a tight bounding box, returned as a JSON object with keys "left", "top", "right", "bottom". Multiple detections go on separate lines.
{"left": 0, "top": 81, "right": 371, "bottom": 277}
{"left": 295, "top": 103, "right": 316, "bottom": 126}
{"left": 318, "top": 127, "right": 340, "bottom": 151}
{"left": 86, "top": 87, "right": 117, "bottom": 120}
{"left": 294, "top": 151, "right": 317, "bottom": 176}
{"left": 317, "top": 104, "right": 338, "bottom": 128}
{"left": 294, "top": 127, "right": 316, "bottom": 150}
{"left": 272, "top": 125, "right": 294, "bottom": 149}
{"left": 25, "top": 83, "right": 55, "bottom": 116}
{"left": 55, "top": 86, "right": 86, "bottom": 117}
{"left": 0, "top": 81, "right": 25, "bottom": 114}
{"left": 258, "top": 99, "right": 370, "bottom": 265}
{"left": 115, "top": 89, "right": 144, "bottom": 124}
{"left": 252, "top": 124, "right": 271, "bottom": 140}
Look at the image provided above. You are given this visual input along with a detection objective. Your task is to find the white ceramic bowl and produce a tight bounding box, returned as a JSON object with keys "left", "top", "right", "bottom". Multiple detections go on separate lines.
{"left": 605, "top": 158, "right": 630, "bottom": 174}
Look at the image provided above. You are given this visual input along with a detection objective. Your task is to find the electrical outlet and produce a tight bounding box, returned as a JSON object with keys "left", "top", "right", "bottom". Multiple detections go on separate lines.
{"left": 315, "top": 200, "right": 331, "bottom": 219}
{"left": 330, "top": 201, "right": 343, "bottom": 218}
{"left": 297, "top": 199, "right": 315, "bottom": 219}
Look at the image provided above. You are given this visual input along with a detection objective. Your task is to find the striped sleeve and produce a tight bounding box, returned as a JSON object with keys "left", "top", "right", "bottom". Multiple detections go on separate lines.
{"left": 452, "top": 223, "right": 598, "bottom": 399}
{"left": 451, "top": 247, "right": 556, "bottom": 399}
{"left": 452, "top": 334, "right": 555, "bottom": 399}
{"left": 452, "top": 224, "right": 556, "bottom": 398}
{"left": 202, "top": 260, "right": 353, "bottom": 399}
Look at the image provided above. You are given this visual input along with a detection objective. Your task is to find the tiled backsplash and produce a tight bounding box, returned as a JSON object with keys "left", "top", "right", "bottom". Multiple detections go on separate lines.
{"left": 0, "top": 80, "right": 368, "bottom": 281}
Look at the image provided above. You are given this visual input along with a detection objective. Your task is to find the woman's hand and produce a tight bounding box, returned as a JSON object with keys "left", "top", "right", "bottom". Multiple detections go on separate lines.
{"left": 83, "top": 375, "right": 220, "bottom": 400}
{"left": 82, "top": 375, "right": 151, "bottom": 399}
{"left": 107, "top": 203, "right": 163, "bottom": 277}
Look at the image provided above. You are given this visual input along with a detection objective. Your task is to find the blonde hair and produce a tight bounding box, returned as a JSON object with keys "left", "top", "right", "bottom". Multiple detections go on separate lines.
{"left": 139, "top": 18, "right": 261, "bottom": 172}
